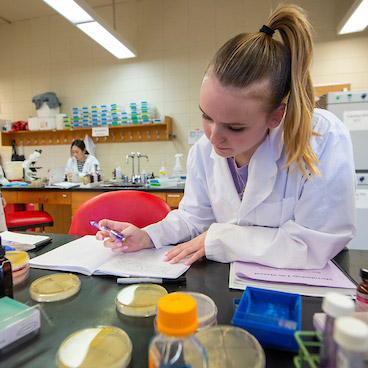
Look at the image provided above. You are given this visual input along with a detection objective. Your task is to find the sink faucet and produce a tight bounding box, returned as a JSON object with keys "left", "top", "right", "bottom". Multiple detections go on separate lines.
{"left": 137, "top": 152, "right": 149, "bottom": 184}
{"left": 125, "top": 152, "right": 136, "bottom": 183}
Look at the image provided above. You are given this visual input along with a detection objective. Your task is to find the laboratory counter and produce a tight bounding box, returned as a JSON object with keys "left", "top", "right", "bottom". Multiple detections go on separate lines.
{"left": 0, "top": 233, "right": 364, "bottom": 368}
{"left": 0, "top": 184, "right": 185, "bottom": 234}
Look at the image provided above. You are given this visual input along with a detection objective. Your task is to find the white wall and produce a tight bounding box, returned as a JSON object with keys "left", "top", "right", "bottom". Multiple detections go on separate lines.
{"left": 0, "top": 0, "right": 366, "bottom": 179}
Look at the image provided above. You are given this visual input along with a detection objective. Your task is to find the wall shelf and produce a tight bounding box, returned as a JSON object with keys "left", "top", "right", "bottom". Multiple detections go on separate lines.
{"left": 0, "top": 116, "right": 173, "bottom": 146}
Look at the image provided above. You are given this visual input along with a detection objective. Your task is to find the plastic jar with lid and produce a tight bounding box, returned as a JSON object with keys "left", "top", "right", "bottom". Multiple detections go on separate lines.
{"left": 154, "top": 292, "right": 217, "bottom": 333}
{"left": 333, "top": 316, "right": 368, "bottom": 368}
{"left": 356, "top": 268, "right": 368, "bottom": 312}
{"left": 319, "top": 292, "right": 355, "bottom": 368}
{"left": 148, "top": 293, "right": 208, "bottom": 368}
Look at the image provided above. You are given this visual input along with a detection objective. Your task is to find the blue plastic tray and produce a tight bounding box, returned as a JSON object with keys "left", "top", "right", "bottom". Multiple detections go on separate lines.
{"left": 231, "top": 287, "right": 301, "bottom": 351}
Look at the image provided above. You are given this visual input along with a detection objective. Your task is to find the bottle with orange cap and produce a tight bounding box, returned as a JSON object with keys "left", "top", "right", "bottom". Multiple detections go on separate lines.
{"left": 148, "top": 292, "right": 208, "bottom": 368}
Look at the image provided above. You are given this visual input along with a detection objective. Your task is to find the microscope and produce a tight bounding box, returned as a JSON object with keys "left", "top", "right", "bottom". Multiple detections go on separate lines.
{"left": 22, "top": 149, "right": 42, "bottom": 182}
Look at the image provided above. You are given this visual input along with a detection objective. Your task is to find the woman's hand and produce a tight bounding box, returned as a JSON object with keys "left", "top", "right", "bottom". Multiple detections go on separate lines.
{"left": 1, "top": 197, "right": 6, "bottom": 208}
{"left": 95, "top": 219, "right": 154, "bottom": 253}
{"left": 163, "top": 231, "right": 207, "bottom": 266}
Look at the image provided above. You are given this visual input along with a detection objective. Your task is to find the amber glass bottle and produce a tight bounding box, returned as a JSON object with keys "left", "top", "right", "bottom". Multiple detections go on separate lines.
{"left": 0, "top": 242, "right": 13, "bottom": 298}
{"left": 356, "top": 268, "right": 368, "bottom": 312}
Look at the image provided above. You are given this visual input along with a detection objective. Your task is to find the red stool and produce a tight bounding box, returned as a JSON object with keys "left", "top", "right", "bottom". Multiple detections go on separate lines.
{"left": 5, "top": 211, "right": 53, "bottom": 231}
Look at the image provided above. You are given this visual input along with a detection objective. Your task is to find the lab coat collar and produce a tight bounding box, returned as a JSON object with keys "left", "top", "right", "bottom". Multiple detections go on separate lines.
{"left": 210, "top": 149, "right": 242, "bottom": 210}
{"left": 242, "top": 122, "right": 284, "bottom": 215}
{"left": 209, "top": 121, "right": 284, "bottom": 216}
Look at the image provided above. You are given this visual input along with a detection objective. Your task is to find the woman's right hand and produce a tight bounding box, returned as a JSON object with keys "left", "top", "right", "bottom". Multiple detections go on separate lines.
{"left": 95, "top": 219, "right": 154, "bottom": 253}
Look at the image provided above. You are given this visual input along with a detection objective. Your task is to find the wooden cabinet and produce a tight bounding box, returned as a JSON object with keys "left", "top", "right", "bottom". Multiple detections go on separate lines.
{"left": 71, "top": 192, "right": 100, "bottom": 215}
{"left": 2, "top": 191, "right": 17, "bottom": 204}
{"left": 166, "top": 192, "right": 184, "bottom": 208}
{"left": 149, "top": 192, "right": 166, "bottom": 202}
{"left": 17, "top": 191, "right": 71, "bottom": 205}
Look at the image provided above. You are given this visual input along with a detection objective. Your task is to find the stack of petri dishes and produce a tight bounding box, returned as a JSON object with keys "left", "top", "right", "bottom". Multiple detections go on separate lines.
{"left": 172, "top": 291, "right": 218, "bottom": 331}
{"left": 153, "top": 291, "right": 218, "bottom": 333}
{"left": 5, "top": 250, "right": 30, "bottom": 286}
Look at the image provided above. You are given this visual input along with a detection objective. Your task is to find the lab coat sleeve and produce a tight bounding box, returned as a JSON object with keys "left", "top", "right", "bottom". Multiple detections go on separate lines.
{"left": 144, "top": 142, "right": 217, "bottom": 248}
{"left": 82, "top": 155, "right": 100, "bottom": 174}
{"left": 205, "top": 116, "right": 356, "bottom": 269}
{"left": 88, "top": 155, "right": 100, "bottom": 171}
{"left": 0, "top": 189, "right": 6, "bottom": 231}
{"left": 64, "top": 158, "right": 73, "bottom": 174}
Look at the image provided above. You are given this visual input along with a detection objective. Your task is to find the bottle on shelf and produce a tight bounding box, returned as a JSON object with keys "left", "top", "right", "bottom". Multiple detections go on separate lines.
{"left": 148, "top": 293, "right": 208, "bottom": 368}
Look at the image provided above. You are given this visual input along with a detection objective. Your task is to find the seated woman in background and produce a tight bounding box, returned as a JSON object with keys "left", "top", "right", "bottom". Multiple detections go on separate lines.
{"left": 96, "top": 4, "right": 356, "bottom": 270}
{"left": 64, "top": 139, "right": 100, "bottom": 178}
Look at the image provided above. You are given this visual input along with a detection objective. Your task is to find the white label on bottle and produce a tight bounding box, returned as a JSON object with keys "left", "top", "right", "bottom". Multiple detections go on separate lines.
{"left": 356, "top": 291, "right": 368, "bottom": 312}
{"left": 336, "top": 346, "right": 349, "bottom": 368}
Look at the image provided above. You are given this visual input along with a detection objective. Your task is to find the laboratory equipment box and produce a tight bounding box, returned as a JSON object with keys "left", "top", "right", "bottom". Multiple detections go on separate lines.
{"left": 232, "top": 286, "right": 301, "bottom": 351}
{"left": 0, "top": 297, "right": 40, "bottom": 350}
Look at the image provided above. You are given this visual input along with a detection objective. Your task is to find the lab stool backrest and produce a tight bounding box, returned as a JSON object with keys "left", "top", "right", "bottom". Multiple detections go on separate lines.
{"left": 68, "top": 190, "right": 171, "bottom": 236}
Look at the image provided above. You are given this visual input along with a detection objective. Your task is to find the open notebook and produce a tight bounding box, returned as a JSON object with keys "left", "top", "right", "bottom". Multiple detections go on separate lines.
{"left": 29, "top": 235, "right": 189, "bottom": 279}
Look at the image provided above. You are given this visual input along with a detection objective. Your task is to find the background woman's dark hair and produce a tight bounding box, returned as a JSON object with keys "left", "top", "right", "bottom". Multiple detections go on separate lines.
{"left": 71, "top": 139, "right": 89, "bottom": 155}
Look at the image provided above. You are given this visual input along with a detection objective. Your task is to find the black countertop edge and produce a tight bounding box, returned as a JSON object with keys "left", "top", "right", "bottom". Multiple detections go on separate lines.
{"left": 0, "top": 185, "right": 185, "bottom": 192}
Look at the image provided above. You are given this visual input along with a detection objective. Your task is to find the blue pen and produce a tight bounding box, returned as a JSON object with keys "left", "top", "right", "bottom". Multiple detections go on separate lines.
{"left": 90, "top": 221, "right": 125, "bottom": 241}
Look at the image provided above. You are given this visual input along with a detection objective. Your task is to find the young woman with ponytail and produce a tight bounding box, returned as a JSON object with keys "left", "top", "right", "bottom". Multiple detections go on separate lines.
{"left": 97, "top": 5, "right": 356, "bottom": 269}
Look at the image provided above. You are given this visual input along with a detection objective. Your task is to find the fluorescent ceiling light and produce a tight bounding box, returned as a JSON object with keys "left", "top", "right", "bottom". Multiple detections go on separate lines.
{"left": 43, "top": 0, "right": 93, "bottom": 24}
{"left": 43, "top": 0, "right": 136, "bottom": 59}
{"left": 77, "top": 22, "right": 136, "bottom": 59}
{"left": 338, "top": 0, "right": 368, "bottom": 35}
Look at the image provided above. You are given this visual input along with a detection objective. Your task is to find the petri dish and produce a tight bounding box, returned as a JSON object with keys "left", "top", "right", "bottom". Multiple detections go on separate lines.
{"left": 12, "top": 263, "right": 30, "bottom": 285}
{"left": 172, "top": 291, "right": 218, "bottom": 331}
{"left": 196, "top": 325, "right": 265, "bottom": 368}
{"left": 5, "top": 250, "right": 29, "bottom": 271}
{"left": 56, "top": 326, "right": 132, "bottom": 368}
{"left": 116, "top": 284, "right": 168, "bottom": 317}
{"left": 30, "top": 273, "right": 81, "bottom": 302}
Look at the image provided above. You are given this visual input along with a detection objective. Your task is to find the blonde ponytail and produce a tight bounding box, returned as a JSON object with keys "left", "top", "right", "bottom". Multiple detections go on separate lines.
{"left": 208, "top": 4, "right": 319, "bottom": 177}
{"left": 266, "top": 5, "right": 319, "bottom": 176}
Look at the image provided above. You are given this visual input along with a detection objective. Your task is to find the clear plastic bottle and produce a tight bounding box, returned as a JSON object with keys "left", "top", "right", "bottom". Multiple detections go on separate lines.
{"left": 356, "top": 268, "right": 368, "bottom": 312}
{"left": 0, "top": 238, "right": 13, "bottom": 298}
{"left": 319, "top": 292, "right": 355, "bottom": 368}
{"left": 148, "top": 293, "right": 208, "bottom": 368}
{"left": 72, "top": 169, "right": 79, "bottom": 183}
{"left": 172, "top": 153, "right": 183, "bottom": 178}
{"left": 115, "top": 166, "right": 122, "bottom": 180}
{"left": 333, "top": 316, "right": 368, "bottom": 368}
{"left": 159, "top": 164, "right": 167, "bottom": 179}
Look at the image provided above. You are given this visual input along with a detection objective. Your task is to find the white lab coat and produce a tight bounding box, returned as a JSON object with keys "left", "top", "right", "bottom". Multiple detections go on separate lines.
{"left": 0, "top": 190, "right": 7, "bottom": 232}
{"left": 64, "top": 155, "right": 100, "bottom": 175}
{"left": 145, "top": 109, "right": 356, "bottom": 269}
